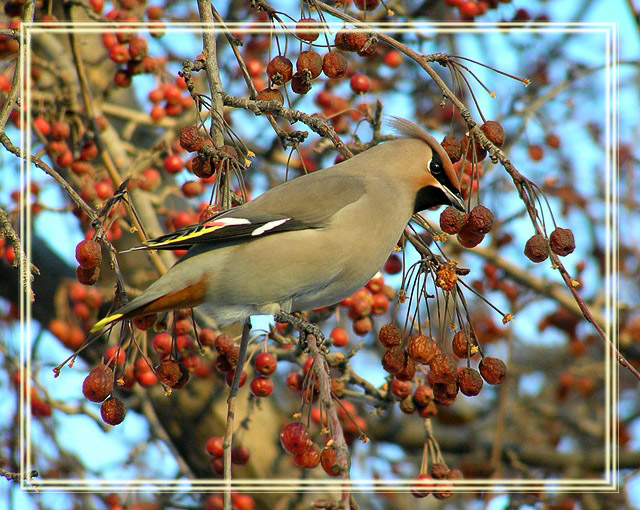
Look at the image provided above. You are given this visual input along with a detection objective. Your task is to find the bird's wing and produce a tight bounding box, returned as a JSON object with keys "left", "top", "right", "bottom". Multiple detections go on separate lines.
{"left": 124, "top": 171, "right": 367, "bottom": 252}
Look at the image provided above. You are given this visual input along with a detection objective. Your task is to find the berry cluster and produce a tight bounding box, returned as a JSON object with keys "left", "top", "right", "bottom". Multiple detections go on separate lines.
{"left": 205, "top": 435, "right": 250, "bottom": 475}
{"left": 439, "top": 204, "right": 494, "bottom": 248}
{"left": 337, "top": 273, "right": 393, "bottom": 337}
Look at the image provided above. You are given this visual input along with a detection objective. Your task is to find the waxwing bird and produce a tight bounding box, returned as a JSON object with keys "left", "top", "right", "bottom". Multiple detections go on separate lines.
{"left": 91, "top": 117, "right": 465, "bottom": 333}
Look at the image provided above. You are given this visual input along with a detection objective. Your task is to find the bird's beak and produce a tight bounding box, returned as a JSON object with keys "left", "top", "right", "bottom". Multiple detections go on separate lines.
{"left": 442, "top": 186, "right": 466, "bottom": 213}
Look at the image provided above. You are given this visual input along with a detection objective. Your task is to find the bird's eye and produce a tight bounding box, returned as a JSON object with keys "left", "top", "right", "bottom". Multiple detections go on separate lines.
{"left": 430, "top": 160, "right": 443, "bottom": 175}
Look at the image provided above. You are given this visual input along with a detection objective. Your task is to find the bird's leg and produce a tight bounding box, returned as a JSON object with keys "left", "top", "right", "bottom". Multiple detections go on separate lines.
{"left": 274, "top": 311, "right": 327, "bottom": 352}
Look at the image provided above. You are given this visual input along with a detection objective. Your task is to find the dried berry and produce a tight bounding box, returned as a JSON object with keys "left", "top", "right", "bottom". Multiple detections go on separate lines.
{"left": 191, "top": 155, "right": 213, "bottom": 178}
{"left": 549, "top": 227, "right": 575, "bottom": 256}
{"left": 480, "top": 120, "right": 505, "bottom": 147}
{"left": 479, "top": 356, "right": 507, "bottom": 385}
{"left": 322, "top": 52, "right": 348, "bottom": 79}
{"left": 256, "top": 87, "right": 284, "bottom": 105}
{"left": 296, "top": 18, "right": 320, "bottom": 42}
{"left": 266, "top": 55, "right": 293, "bottom": 85}
{"left": 75, "top": 239, "right": 102, "bottom": 269}
{"left": 406, "top": 334, "right": 438, "bottom": 364}
{"left": 452, "top": 330, "right": 478, "bottom": 358}
{"left": 378, "top": 324, "right": 402, "bottom": 348}
{"left": 399, "top": 394, "right": 416, "bottom": 414}
{"left": 433, "top": 379, "right": 459, "bottom": 402}
{"left": 381, "top": 346, "right": 405, "bottom": 375}
{"left": 179, "top": 126, "right": 205, "bottom": 152}
{"left": 76, "top": 265, "right": 100, "bottom": 285}
{"left": 156, "top": 359, "right": 182, "bottom": 387}
{"left": 101, "top": 396, "right": 126, "bottom": 425}
{"left": 456, "top": 367, "right": 483, "bottom": 396}
{"left": 467, "top": 205, "right": 494, "bottom": 234}
{"left": 439, "top": 207, "right": 465, "bottom": 234}
{"left": 430, "top": 462, "right": 449, "bottom": 479}
{"left": 296, "top": 50, "right": 323, "bottom": 79}
{"left": 82, "top": 365, "right": 114, "bottom": 403}
{"left": 428, "top": 352, "right": 457, "bottom": 384}
{"left": 395, "top": 354, "right": 416, "bottom": 381}
{"left": 334, "top": 30, "right": 368, "bottom": 52}
{"left": 524, "top": 234, "right": 549, "bottom": 263}
{"left": 291, "top": 72, "right": 312, "bottom": 94}
{"left": 435, "top": 266, "right": 457, "bottom": 291}
{"left": 457, "top": 223, "right": 485, "bottom": 248}
{"left": 461, "top": 134, "right": 487, "bottom": 162}
{"left": 441, "top": 135, "right": 462, "bottom": 163}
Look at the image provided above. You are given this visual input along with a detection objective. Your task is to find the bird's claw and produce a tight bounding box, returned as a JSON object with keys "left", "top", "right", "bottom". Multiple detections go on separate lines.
{"left": 274, "top": 311, "right": 327, "bottom": 351}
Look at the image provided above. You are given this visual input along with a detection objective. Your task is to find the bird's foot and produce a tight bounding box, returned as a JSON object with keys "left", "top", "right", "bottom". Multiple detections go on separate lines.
{"left": 274, "top": 311, "right": 328, "bottom": 352}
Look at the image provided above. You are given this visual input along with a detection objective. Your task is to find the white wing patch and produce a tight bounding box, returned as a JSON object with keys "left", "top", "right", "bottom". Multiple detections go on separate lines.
{"left": 251, "top": 218, "right": 289, "bottom": 236}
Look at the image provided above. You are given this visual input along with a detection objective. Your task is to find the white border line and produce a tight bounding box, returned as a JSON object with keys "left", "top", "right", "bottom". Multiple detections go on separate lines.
{"left": 19, "top": 20, "right": 618, "bottom": 493}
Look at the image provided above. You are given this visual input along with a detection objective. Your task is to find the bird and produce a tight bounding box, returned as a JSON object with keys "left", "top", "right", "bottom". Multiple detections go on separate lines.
{"left": 90, "top": 117, "right": 465, "bottom": 334}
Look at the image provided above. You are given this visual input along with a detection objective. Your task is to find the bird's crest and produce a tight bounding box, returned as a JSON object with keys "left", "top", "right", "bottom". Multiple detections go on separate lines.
{"left": 386, "top": 116, "right": 460, "bottom": 191}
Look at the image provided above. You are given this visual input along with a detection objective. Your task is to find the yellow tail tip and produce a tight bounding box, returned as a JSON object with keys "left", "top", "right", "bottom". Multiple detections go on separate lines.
{"left": 90, "top": 313, "right": 124, "bottom": 333}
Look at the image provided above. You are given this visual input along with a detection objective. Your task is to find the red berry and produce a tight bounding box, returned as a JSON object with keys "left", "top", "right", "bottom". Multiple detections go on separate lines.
{"left": 280, "top": 422, "right": 311, "bottom": 454}
{"left": 411, "top": 474, "right": 435, "bottom": 498}
{"left": 329, "top": 327, "right": 349, "bottom": 347}
{"left": 350, "top": 74, "right": 371, "bottom": 94}
{"left": 384, "top": 50, "right": 402, "bottom": 68}
{"left": 250, "top": 376, "right": 274, "bottom": 397}
{"left": 254, "top": 352, "right": 277, "bottom": 376}
{"left": 479, "top": 357, "right": 507, "bottom": 385}
{"left": 320, "top": 445, "right": 343, "bottom": 477}
{"left": 231, "top": 444, "right": 250, "bottom": 465}
{"left": 459, "top": 1, "right": 481, "bottom": 17}
{"left": 354, "top": 0, "right": 380, "bottom": 11}
{"left": 322, "top": 52, "right": 348, "bottom": 79}
{"left": 296, "top": 18, "right": 319, "bottom": 42}
{"left": 293, "top": 443, "right": 320, "bottom": 469}
{"left": 163, "top": 154, "right": 184, "bottom": 174}
{"left": 205, "top": 436, "right": 224, "bottom": 457}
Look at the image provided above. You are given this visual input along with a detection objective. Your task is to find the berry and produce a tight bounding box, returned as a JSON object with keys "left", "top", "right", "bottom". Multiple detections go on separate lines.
{"left": 384, "top": 253, "right": 402, "bottom": 274}
{"left": 457, "top": 223, "right": 485, "bottom": 248}
{"left": 399, "top": 395, "right": 417, "bottom": 414}
{"left": 280, "top": 422, "right": 311, "bottom": 454}
{"left": 412, "top": 384, "right": 434, "bottom": 407}
{"left": 524, "top": 234, "right": 549, "bottom": 263}
{"left": 205, "top": 436, "right": 224, "bottom": 457}
{"left": 291, "top": 72, "right": 312, "bottom": 95}
{"left": 528, "top": 144, "right": 544, "bottom": 161}
{"left": 293, "top": 444, "right": 320, "bottom": 469}
{"left": 231, "top": 445, "right": 250, "bottom": 465}
{"left": 296, "top": 18, "right": 319, "bottom": 42}
{"left": 191, "top": 155, "right": 213, "bottom": 178}
{"left": 441, "top": 135, "right": 462, "bottom": 163}
{"left": 76, "top": 265, "right": 100, "bottom": 285}
{"left": 82, "top": 365, "right": 114, "bottom": 403}
{"left": 467, "top": 205, "right": 494, "bottom": 234}
{"left": 51, "top": 121, "right": 70, "bottom": 140}
{"left": 545, "top": 133, "right": 561, "bottom": 149}
{"left": 250, "top": 376, "right": 274, "bottom": 397}
{"left": 480, "top": 120, "right": 505, "bottom": 147}
{"left": 334, "top": 30, "right": 368, "bottom": 52}
{"left": 266, "top": 56, "right": 293, "bottom": 85}
{"left": 329, "top": 327, "right": 349, "bottom": 347}
{"left": 256, "top": 87, "right": 283, "bottom": 105}
{"left": 100, "top": 396, "right": 126, "bottom": 425}
{"left": 549, "top": 227, "right": 575, "bottom": 256}
{"left": 430, "top": 462, "right": 449, "bottom": 479}
{"left": 75, "top": 239, "right": 101, "bottom": 269}
{"left": 411, "top": 474, "right": 435, "bottom": 498}
{"left": 163, "top": 154, "right": 184, "bottom": 174}
{"left": 459, "top": 1, "right": 481, "bottom": 18}
{"left": 254, "top": 352, "right": 277, "bottom": 375}
{"left": 320, "top": 445, "right": 343, "bottom": 477}
{"left": 108, "top": 44, "right": 130, "bottom": 64}
{"left": 354, "top": 0, "right": 380, "bottom": 11}
{"left": 378, "top": 323, "right": 402, "bottom": 348}
{"left": 322, "top": 52, "right": 348, "bottom": 79}
{"left": 156, "top": 359, "right": 182, "bottom": 387}
{"left": 384, "top": 50, "right": 402, "bottom": 68}
{"left": 479, "top": 356, "right": 507, "bottom": 384}
{"left": 390, "top": 378, "right": 412, "bottom": 399}
{"left": 461, "top": 134, "right": 487, "bottom": 162}
{"left": 406, "top": 334, "right": 438, "bottom": 364}
{"left": 296, "top": 50, "right": 323, "bottom": 79}
{"left": 180, "top": 126, "right": 205, "bottom": 152}
{"left": 440, "top": 206, "right": 466, "bottom": 234}
{"left": 456, "top": 367, "right": 483, "bottom": 396}
{"left": 452, "top": 331, "right": 477, "bottom": 358}
{"left": 428, "top": 352, "right": 457, "bottom": 383}
{"left": 33, "top": 116, "right": 51, "bottom": 136}
{"left": 350, "top": 74, "right": 370, "bottom": 94}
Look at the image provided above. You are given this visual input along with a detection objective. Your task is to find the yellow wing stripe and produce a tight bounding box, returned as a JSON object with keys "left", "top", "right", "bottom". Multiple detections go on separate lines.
{"left": 144, "top": 224, "right": 226, "bottom": 248}
{"left": 90, "top": 313, "right": 124, "bottom": 333}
